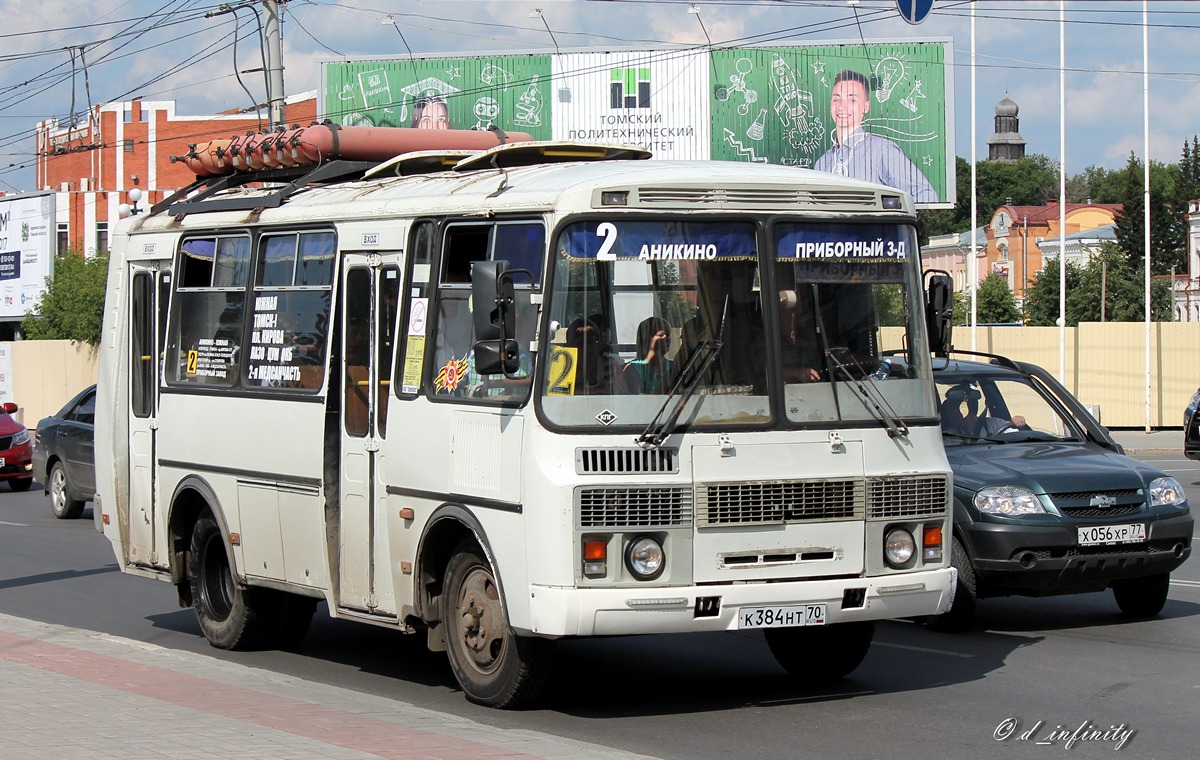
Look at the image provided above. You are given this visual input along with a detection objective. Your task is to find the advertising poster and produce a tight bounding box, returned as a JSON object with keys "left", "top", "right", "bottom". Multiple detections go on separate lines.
{"left": 323, "top": 55, "right": 552, "bottom": 139}
{"left": 322, "top": 40, "right": 953, "bottom": 207}
{"left": 552, "top": 49, "right": 711, "bottom": 160}
{"left": 709, "top": 42, "right": 952, "bottom": 206}
{"left": 0, "top": 192, "right": 54, "bottom": 320}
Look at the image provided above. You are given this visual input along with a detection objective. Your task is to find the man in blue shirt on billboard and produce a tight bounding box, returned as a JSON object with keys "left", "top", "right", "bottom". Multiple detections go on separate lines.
{"left": 814, "top": 69, "right": 937, "bottom": 203}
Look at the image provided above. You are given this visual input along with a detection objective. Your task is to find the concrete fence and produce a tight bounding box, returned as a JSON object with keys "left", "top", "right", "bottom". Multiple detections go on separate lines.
{"left": 6, "top": 323, "right": 1199, "bottom": 430}
{"left": 2, "top": 340, "right": 98, "bottom": 429}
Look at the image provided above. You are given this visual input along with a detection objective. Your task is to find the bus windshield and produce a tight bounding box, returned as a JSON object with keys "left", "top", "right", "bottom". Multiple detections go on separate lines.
{"left": 539, "top": 218, "right": 935, "bottom": 430}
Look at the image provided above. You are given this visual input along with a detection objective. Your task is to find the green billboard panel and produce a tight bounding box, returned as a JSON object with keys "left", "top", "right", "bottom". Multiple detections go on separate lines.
{"left": 710, "top": 42, "right": 951, "bottom": 205}
{"left": 324, "top": 56, "right": 553, "bottom": 139}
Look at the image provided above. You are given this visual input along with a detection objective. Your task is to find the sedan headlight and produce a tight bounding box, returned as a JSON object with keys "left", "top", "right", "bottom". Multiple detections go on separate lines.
{"left": 1149, "top": 476, "right": 1186, "bottom": 507}
{"left": 974, "top": 486, "right": 1046, "bottom": 516}
{"left": 12, "top": 429, "right": 30, "bottom": 447}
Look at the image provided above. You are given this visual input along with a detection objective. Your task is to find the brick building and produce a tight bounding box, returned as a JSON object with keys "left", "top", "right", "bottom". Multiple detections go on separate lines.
{"left": 35, "top": 92, "right": 317, "bottom": 256}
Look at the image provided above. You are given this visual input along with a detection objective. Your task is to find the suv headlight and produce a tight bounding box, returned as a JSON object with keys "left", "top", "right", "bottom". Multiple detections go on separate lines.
{"left": 1149, "top": 476, "right": 1186, "bottom": 507}
{"left": 974, "top": 486, "right": 1046, "bottom": 516}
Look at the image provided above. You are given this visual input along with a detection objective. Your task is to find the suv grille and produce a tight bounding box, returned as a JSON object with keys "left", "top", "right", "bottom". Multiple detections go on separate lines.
{"left": 577, "top": 486, "right": 692, "bottom": 528}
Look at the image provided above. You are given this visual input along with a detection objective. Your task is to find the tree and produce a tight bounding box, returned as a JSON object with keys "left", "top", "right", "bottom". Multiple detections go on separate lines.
{"left": 1022, "top": 256, "right": 1081, "bottom": 326}
{"left": 1113, "top": 152, "right": 1187, "bottom": 275}
{"left": 22, "top": 252, "right": 109, "bottom": 345}
{"left": 1070, "top": 244, "right": 1172, "bottom": 323}
{"left": 975, "top": 273, "right": 1021, "bottom": 323}
{"left": 1181, "top": 135, "right": 1200, "bottom": 202}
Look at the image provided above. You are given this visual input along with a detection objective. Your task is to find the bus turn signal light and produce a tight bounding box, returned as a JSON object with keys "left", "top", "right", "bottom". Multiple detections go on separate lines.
{"left": 922, "top": 524, "right": 944, "bottom": 563}
{"left": 583, "top": 539, "right": 608, "bottom": 578}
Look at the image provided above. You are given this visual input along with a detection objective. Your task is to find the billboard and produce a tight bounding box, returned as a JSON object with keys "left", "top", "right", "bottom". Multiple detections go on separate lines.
{"left": 322, "top": 40, "right": 954, "bottom": 207}
{"left": 0, "top": 192, "right": 55, "bottom": 321}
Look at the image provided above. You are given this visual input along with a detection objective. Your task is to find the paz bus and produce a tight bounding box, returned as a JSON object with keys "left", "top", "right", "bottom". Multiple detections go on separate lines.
{"left": 94, "top": 124, "right": 955, "bottom": 708}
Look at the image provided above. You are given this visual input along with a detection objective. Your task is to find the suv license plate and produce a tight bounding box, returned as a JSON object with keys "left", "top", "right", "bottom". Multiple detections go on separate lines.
{"left": 1078, "top": 523, "right": 1146, "bottom": 546}
{"left": 738, "top": 604, "right": 826, "bottom": 629}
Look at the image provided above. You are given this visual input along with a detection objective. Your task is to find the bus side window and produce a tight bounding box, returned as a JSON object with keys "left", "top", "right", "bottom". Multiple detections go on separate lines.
{"left": 396, "top": 221, "right": 435, "bottom": 398}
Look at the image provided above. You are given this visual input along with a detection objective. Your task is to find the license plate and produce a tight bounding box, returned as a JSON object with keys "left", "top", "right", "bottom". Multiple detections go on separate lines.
{"left": 0, "top": 457, "right": 5, "bottom": 466}
{"left": 1078, "top": 523, "right": 1146, "bottom": 546}
{"left": 738, "top": 604, "right": 826, "bottom": 629}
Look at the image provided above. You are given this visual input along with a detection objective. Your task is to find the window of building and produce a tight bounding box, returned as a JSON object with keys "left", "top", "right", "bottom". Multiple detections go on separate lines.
{"left": 57, "top": 223, "right": 68, "bottom": 255}
{"left": 123, "top": 139, "right": 134, "bottom": 153}
{"left": 95, "top": 222, "right": 108, "bottom": 254}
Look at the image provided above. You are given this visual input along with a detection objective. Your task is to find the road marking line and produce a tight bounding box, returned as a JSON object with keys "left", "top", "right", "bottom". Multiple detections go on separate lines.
{"left": 0, "top": 521, "right": 28, "bottom": 527}
{"left": 1169, "top": 579, "right": 1200, "bottom": 589}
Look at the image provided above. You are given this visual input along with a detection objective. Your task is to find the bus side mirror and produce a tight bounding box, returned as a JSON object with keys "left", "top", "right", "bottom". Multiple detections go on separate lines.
{"left": 924, "top": 270, "right": 953, "bottom": 357}
{"left": 471, "top": 260, "right": 521, "bottom": 376}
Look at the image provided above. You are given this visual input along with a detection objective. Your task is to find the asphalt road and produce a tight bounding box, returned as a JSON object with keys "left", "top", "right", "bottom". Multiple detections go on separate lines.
{"left": 2, "top": 456, "right": 1199, "bottom": 759}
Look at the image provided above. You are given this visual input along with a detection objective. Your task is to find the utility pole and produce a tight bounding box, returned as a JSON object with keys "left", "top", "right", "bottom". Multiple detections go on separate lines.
{"left": 264, "top": 0, "right": 286, "bottom": 129}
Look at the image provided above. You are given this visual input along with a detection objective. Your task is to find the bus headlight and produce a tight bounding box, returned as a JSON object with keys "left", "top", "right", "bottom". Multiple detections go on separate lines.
{"left": 884, "top": 527, "right": 915, "bottom": 567}
{"left": 625, "top": 536, "right": 665, "bottom": 581}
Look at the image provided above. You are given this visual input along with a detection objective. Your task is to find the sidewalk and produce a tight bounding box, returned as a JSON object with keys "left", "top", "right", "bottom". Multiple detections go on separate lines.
{"left": 1107, "top": 428, "right": 1184, "bottom": 455}
{"left": 0, "top": 613, "right": 657, "bottom": 760}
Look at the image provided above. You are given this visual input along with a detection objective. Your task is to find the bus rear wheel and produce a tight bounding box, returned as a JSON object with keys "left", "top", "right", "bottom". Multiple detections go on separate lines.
{"left": 189, "top": 514, "right": 273, "bottom": 650}
{"left": 441, "top": 541, "right": 553, "bottom": 708}
{"left": 765, "top": 620, "right": 875, "bottom": 684}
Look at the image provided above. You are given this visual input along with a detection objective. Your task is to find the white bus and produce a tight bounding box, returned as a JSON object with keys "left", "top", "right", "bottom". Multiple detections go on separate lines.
{"left": 95, "top": 130, "right": 955, "bottom": 708}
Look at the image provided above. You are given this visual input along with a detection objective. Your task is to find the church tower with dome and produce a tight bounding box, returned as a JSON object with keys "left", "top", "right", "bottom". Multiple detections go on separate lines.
{"left": 987, "top": 93, "right": 1026, "bottom": 162}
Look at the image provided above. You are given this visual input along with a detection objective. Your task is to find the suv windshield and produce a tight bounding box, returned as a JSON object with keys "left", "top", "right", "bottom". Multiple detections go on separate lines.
{"left": 936, "top": 372, "right": 1082, "bottom": 445}
{"left": 538, "top": 217, "right": 935, "bottom": 431}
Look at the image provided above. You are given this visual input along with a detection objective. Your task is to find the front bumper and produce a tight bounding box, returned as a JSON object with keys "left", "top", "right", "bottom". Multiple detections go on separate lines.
{"left": 522, "top": 567, "right": 954, "bottom": 637}
{"left": 962, "top": 512, "right": 1193, "bottom": 596}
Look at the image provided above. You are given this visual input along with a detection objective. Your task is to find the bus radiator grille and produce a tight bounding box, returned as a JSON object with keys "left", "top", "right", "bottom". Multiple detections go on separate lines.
{"left": 865, "top": 475, "right": 950, "bottom": 520}
{"left": 696, "top": 479, "right": 864, "bottom": 527}
{"left": 576, "top": 486, "right": 693, "bottom": 528}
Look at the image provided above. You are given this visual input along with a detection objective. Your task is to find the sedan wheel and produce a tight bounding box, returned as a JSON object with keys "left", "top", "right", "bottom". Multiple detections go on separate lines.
{"left": 49, "top": 462, "right": 85, "bottom": 519}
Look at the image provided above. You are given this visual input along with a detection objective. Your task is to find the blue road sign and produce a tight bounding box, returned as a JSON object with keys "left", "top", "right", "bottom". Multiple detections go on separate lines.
{"left": 896, "top": 0, "right": 935, "bottom": 25}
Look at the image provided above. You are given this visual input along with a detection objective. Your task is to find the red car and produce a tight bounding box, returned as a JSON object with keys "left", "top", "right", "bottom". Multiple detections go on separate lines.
{"left": 0, "top": 401, "right": 34, "bottom": 491}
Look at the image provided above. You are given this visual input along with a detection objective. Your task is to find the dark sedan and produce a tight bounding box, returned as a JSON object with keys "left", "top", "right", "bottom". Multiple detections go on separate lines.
{"left": 32, "top": 385, "right": 96, "bottom": 519}
{"left": 926, "top": 355, "right": 1192, "bottom": 629}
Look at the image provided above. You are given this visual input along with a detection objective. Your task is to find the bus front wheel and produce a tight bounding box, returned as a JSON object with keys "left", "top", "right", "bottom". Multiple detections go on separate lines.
{"left": 189, "top": 514, "right": 272, "bottom": 650}
{"left": 765, "top": 620, "right": 875, "bottom": 684}
{"left": 441, "top": 541, "right": 553, "bottom": 708}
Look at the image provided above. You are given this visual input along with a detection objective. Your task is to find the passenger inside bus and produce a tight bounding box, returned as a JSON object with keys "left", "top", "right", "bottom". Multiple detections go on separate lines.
{"left": 626, "top": 316, "right": 676, "bottom": 394}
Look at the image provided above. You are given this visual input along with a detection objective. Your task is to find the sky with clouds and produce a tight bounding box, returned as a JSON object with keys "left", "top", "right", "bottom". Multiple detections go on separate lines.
{"left": 1, "top": 0, "right": 1197, "bottom": 193}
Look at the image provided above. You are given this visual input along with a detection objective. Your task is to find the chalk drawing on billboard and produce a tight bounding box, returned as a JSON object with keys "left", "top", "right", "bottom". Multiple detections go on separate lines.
{"left": 446, "top": 64, "right": 462, "bottom": 81}
{"left": 514, "top": 75, "right": 544, "bottom": 127}
{"left": 874, "top": 57, "right": 906, "bottom": 104}
{"left": 900, "top": 78, "right": 927, "bottom": 114}
{"left": 769, "top": 56, "right": 823, "bottom": 153}
{"left": 473, "top": 97, "right": 500, "bottom": 130}
{"left": 723, "top": 128, "right": 767, "bottom": 163}
{"left": 480, "top": 64, "right": 514, "bottom": 89}
{"left": 714, "top": 58, "right": 759, "bottom": 117}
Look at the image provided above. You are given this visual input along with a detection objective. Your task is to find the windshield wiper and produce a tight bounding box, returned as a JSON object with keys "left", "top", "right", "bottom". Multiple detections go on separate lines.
{"left": 637, "top": 298, "right": 729, "bottom": 448}
{"left": 825, "top": 348, "right": 909, "bottom": 439}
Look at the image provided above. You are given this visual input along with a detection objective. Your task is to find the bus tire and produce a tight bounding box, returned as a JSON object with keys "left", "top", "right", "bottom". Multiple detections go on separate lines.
{"left": 188, "top": 514, "right": 272, "bottom": 650}
{"left": 764, "top": 620, "right": 874, "bottom": 684}
{"left": 49, "top": 462, "right": 85, "bottom": 519}
{"left": 442, "top": 540, "right": 553, "bottom": 708}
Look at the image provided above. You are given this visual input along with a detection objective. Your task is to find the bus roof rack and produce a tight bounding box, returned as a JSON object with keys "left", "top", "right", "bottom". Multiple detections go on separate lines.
{"left": 152, "top": 159, "right": 378, "bottom": 217}
{"left": 453, "top": 141, "right": 652, "bottom": 171}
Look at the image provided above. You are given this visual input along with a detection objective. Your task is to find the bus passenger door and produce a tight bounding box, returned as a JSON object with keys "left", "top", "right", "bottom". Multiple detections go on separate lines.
{"left": 338, "top": 256, "right": 400, "bottom": 614}
{"left": 127, "top": 266, "right": 170, "bottom": 567}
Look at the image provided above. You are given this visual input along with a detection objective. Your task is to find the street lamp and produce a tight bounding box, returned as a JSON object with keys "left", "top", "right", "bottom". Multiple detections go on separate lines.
{"left": 118, "top": 187, "right": 143, "bottom": 218}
